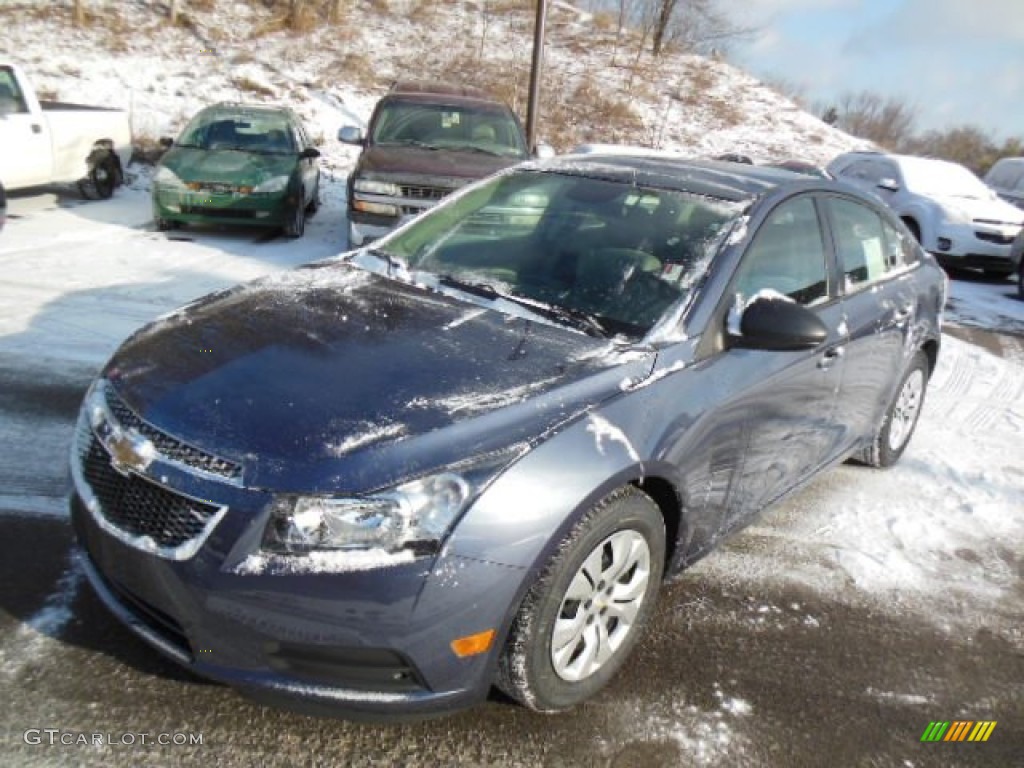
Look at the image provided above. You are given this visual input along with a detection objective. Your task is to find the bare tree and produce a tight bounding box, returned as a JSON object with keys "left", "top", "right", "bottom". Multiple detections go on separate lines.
{"left": 651, "top": 0, "right": 679, "bottom": 56}
{"left": 833, "top": 90, "right": 918, "bottom": 150}
{"left": 73, "top": 0, "right": 86, "bottom": 26}
{"left": 169, "top": 0, "right": 181, "bottom": 25}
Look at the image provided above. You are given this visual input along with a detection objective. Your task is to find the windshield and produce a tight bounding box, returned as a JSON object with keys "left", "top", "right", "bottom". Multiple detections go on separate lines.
{"left": 370, "top": 100, "right": 527, "bottom": 158}
{"left": 176, "top": 109, "right": 297, "bottom": 154}
{"left": 900, "top": 158, "right": 993, "bottom": 199}
{"left": 376, "top": 170, "right": 741, "bottom": 338}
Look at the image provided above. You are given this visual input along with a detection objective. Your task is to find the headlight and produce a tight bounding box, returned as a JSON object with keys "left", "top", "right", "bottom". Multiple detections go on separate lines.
{"left": 253, "top": 175, "right": 290, "bottom": 194}
{"left": 153, "top": 166, "right": 185, "bottom": 189}
{"left": 261, "top": 446, "right": 527, "bottom": 556}
{"left": 939, "top": 203, "right": 971, "bottom": 225}
{"left": 263, "top": 473, "right": 471, "bottom": 555}
{"left": 354, "top": 178, "right": 401, "bottom": 196}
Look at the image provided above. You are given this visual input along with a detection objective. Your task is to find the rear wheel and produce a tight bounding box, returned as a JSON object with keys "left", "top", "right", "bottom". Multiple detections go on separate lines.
{"left": 90, "top": 150, "right": 120, "bottom": 199}
{"left": 857, "top": 351, "right": 929, "bottom": 467}
{"left": 496, "top": 486, "right": 664, "bottom": 712}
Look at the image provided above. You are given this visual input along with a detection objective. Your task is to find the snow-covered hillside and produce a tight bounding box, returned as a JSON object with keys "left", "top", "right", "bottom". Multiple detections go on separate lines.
{"left": 2, "top": 0, "right": 868, "bottom": 178}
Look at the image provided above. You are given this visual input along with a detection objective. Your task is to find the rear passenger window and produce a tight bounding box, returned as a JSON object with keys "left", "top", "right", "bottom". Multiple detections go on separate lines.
{"left": 828, "top": 198, "right": 911, "bottom": 291}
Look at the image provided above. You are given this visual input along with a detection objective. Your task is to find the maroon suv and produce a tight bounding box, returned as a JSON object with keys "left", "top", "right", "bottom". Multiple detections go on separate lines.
{"left": 338, "top": 81, "right": 541, "bottom": 246}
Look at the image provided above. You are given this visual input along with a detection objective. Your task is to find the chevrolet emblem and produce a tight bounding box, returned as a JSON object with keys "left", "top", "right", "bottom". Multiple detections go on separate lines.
{"left": 108, "top": 430, "right": 155, "bottom": 477}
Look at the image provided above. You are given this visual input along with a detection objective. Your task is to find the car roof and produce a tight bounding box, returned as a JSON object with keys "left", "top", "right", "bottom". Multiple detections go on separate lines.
{"left": 200, "top": 102, "right": 296, "bottom": 119}
{"left": 534, "top": 154, "right": 815, "bottom": 203}
{"left": 384, "top": 81, "right": 505, "bottom": 109}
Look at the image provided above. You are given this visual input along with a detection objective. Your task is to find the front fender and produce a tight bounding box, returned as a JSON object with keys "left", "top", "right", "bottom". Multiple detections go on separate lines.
{"left": 447, "top": 405, "right": 648, "bottom": 572}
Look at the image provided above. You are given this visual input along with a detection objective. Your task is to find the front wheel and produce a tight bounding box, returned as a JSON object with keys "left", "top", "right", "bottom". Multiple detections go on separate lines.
{"left": 283, "top": 193, "right": 306, "bottom": 238}
{"left": 857, "top": 350, "right": 929, "bottom": 467}
{"left": 496, "top": 486, "right": 665, "bottom": 712}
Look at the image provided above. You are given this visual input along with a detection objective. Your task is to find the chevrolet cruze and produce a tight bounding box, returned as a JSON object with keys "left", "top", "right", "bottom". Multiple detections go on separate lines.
{"left": 72, "top": 155, "right": 945, "bottom": 718}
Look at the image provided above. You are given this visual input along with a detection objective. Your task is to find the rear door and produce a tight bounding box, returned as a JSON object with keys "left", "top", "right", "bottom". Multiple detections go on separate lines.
{"left": 822, "top": 194, "right": 920, "bottom": 446}
{"left": 0, "top": 66, "right": 51, "bottom": 188}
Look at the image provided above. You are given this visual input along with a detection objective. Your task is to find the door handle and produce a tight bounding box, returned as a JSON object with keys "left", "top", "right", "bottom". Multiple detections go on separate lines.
{"left": 817, "top": 346, "right": 845, "bottom": 370}
{"left": 892, "top": 304, "right": 913, "bottom": 322}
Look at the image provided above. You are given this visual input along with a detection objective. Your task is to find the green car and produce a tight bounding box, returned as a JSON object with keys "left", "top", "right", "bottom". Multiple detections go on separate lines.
{"left": 153, "top": 103, "right": 321, "bottom": 238}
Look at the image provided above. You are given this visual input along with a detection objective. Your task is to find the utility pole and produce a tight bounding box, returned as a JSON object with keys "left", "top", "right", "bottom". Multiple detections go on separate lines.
{"left": 525, "top": 0, "right": 547, "bottom": 152}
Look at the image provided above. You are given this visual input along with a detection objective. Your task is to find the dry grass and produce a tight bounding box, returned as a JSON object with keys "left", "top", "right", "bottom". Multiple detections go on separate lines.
{"left": 333, "top": 53, "right": 378, "bottom": 89}
{"left": 231, "top": 75, "right": 277, "bottom": 98}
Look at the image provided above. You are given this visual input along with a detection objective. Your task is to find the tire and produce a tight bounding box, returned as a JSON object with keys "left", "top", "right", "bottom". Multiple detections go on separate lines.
{"left": 857, "top": 350, "right": 929, "bottom": 468}
{"left": 284, "top": 194, "right": 305, "bottom": 238}
{"left": 496, "top": 486, "right": 665, "bottom": 712}
{"left": 90, "top": 150, "right": 119, "bottom": 200}
{"left": 1018, "top": 263, "right": 1024, "bottom": 300}
{"left": 902, "top": 219, "right": 921, "bottom": 244}
{"left": 982, "top": 268, "right": 1012, "bottom": 280}
{"left": 347, "top": 221, "right": 362, "bottom": 249}
{"left": 155, "top": 217, "right": 179, "bottom": 232}
{"left": 306, "top": 178, "right": 320, "bottom": 215}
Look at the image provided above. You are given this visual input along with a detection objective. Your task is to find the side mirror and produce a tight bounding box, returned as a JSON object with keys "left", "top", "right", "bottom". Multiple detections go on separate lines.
{"left": 338, "top": 125, "right": 364, "bottom": 145}
{"left": 300, "top": 147, "right": 320, "bottom": 159}
{"left": 877, "top": 177, "right": 900, "bottom": 192}
{"left": 533, "top": 142, "right": 555, "bottom": 160}
{"left": 159, "top": 137, "right": 174, "bottom": 148}
{"left": 728, "top": 295, "right": 827, "bottom": 351}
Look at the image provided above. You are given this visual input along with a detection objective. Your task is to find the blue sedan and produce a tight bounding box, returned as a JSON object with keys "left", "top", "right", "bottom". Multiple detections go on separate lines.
{"left": 71, "top": 155, "right": 945, "bottom": 718}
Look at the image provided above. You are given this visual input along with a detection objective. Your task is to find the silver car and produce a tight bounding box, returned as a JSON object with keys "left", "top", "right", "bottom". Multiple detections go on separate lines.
{"left": 829, "top": 151, "right": 1024, "bottom": 277}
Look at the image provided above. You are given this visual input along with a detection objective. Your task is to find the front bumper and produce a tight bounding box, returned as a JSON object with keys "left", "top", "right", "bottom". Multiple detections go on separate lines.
{"left": 69, "top": 401, "right": 528, "bottom": 719}
{"left": 931, "top": 221, "right": 1021, "bottom": 272}
{"left": 153, "top": 187, "right": 292, "bottom": 228}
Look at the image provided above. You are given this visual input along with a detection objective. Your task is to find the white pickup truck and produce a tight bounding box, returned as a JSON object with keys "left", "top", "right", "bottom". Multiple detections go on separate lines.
{"left": 0, "top": 62, "right": 132, "bottom": 198}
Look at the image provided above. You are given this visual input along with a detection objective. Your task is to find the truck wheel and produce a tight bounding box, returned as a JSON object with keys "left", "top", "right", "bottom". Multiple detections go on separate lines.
{"left": 91, "top": 152, "right": 119, "bottom": 199}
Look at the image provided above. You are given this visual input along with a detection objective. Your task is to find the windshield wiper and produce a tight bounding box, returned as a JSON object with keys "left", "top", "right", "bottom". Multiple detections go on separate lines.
{"left": 458, "top": 145, "right": 507, "bottom": 157}
{"left": 367, "top": 248, "right": 405, "bottom": 277}
{"left": 437, "top": 275, "right": 609, "bottom": 337}
{"left": 383, "top": 139, "right": 442, "bottom": 151}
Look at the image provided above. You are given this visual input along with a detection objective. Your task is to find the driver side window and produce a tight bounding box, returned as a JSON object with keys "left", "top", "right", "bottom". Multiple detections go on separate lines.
{"left": 733, "top": 197, "right": 829, "bottom": 306}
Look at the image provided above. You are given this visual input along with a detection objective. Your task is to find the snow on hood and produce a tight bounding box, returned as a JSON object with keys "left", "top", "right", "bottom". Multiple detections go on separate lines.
{"left": 104, "top": 262, "right": 656, "bottom": 492}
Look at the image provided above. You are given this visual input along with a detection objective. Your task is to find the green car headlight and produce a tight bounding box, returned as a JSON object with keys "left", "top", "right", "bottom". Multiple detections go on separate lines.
{"left": 153, "top": 166, "right": 186, "bottom": 189}
{"left": 253, "top": 175, "right": 290, "bottom": 194}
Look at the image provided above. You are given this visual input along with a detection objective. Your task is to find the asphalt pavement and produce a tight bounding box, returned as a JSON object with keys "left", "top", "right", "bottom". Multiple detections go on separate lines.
{"left": 0, "top": 336, "right": 1020, "bottom": 767}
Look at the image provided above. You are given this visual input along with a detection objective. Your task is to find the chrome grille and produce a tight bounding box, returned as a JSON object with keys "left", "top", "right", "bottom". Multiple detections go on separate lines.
{"left": 400, "top": 185, "right": 450, "bottom": 201}
{"left": 975, "top": 231, "right": 1015, "bottom": 245}
{"left": 103, "top": 386, "right": 242, "bottom": 480}
{"left": 81, "top": 432, "right": 220, "bottom": 549}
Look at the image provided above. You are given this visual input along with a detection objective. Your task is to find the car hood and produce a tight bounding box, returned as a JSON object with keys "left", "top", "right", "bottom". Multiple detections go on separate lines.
{"left": 160, "top": 147, "right": 296, "bottom": 186}
{"left": 357, "top": 145, "right": 522, "bottom": 182}
{"left": 103, "top": 262, "right": 655, "bottom": 492}
{"left": 932, "top": 193, "right": 1024, "bottom": 225}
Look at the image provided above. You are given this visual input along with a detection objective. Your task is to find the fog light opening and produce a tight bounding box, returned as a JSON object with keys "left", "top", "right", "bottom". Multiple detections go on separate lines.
{"left": 937, "top": 237, "right": 952, "bottom": 252}
{"left": 450, "top": 629, "right": 496, "bottom": 658}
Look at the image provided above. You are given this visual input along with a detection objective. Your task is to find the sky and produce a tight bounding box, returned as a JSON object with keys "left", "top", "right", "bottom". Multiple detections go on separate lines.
{"left": 728, "top": 0, "right": 1024, "bottom": 142}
